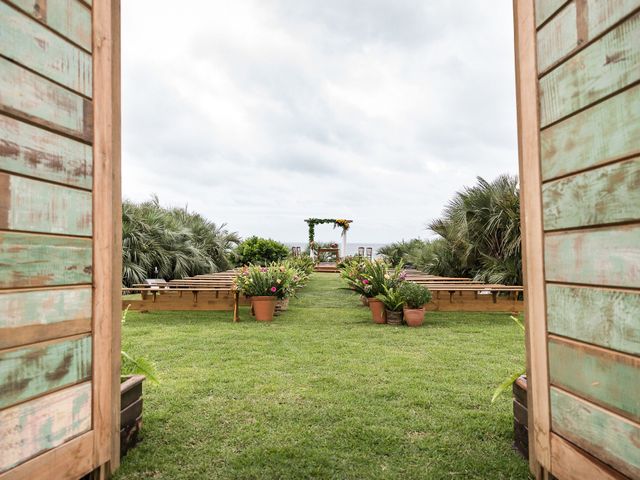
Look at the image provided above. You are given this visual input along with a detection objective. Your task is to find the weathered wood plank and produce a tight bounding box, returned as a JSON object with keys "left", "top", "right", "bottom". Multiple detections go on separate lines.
{"left": 537, "top": 2, "right": 578, "bottom": 72}
{"left": 540, "top": 11, "right": 640, "bottom": 126}
{"left": 542, "top": 157, "right": 640, "bottom": 230}
{"left": 550, "top": 433, "right": 630, "bottom": 480}
{"left": 540, "top": 83, "right": 640, "bottom": 180}
{"left": 0, "top": 335, "right": 91, "bottom": 409}
{"left": 536, "top": 0, "right": 570, "bottom": 26}
{"left": 0, "top": 287, "right": 92, "bottom": 349}
{"left": 545, "top": 224, "right": 640, "bottom": 288}
{"left": 0, "top": 231, "right": 92, "bottom": 288}
{"left": 0, "top": 173, "right": 92, "bottom": 235}
{"left": 6, "top": 0, "right": 92, "bottom": 52}
{"left": 0, "top": 57, "right": 92, "bottom": 142}
{"left": 0, "top": 381, "right": 91, "bottom": 473}
{"left": 588, "top": 0, "right": 640, "bottom": 40}
{"left": 0, "top": 1, "right": 92, "bottom": 96}
{"left": 550, "top": 387, "right": 640, "bottom": 479}
{"left": 0, "top": 114, "right": 92, "bottom": 189}
{"left": 547, "top": 284, "right": 640, "bottom": 356}
{"left": 548, "top": 337, "right": 640, "bottom": 421}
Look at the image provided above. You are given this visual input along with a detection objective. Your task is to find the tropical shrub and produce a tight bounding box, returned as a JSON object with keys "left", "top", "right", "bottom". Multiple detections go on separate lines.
{"left": 235, "top": 265, "right": 287, "bottom": 297}
{"left": 340, "top": 259, "right": 405, "bottom": 298}
{"left": 284, "top": 255, "right": 316, "bottom": 276}
{"left": 399, "top": 282, "right": 432, "bottom": 309}
{"left": 235, "top": 236, "right": 289, "bottom": 266}
{"left": 376, "top": 286, "right": 405, "bottom": 312}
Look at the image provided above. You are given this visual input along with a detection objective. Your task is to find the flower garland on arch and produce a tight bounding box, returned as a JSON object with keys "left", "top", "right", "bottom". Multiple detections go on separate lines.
{"left": 305, "top": 218, "right": 352, "bottom": 245}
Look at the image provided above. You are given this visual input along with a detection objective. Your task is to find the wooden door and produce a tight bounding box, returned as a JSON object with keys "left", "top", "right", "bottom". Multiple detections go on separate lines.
{"left": 514, "top": 0, "right": 640, "bottom": 479}
{"left": 0, "top": 0, "right": 121, "bottom": 478}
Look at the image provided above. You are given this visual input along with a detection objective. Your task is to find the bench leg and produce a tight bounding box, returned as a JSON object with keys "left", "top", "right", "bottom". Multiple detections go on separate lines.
{"left": 233, "top": 291, "right": 240, "bottom": 322}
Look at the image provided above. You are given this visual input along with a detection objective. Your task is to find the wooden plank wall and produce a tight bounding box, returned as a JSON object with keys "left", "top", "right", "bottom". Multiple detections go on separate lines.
{"left": 516, "top": 1, "right": 640, "bottom": 478}
{"left": 0, "top": 0, "right": 120, "bottom": 478}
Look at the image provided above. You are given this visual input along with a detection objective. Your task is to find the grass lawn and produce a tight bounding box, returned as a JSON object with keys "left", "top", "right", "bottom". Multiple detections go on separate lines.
{"left": 115, "top": 273, "right": 530, "bottom": 479}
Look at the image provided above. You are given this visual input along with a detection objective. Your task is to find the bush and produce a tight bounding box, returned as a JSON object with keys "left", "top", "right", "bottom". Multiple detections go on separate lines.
{"left": 234, "top": 261, "right": 310, "bottom": 299}
{"left": 235, "top": 236, "right": 289, "bottom": 266}
{"left": 399, "top": 282, "right": 432, "bottom": 309}
{"left": 340, "top": 258, "right": 405, "bottom": 298}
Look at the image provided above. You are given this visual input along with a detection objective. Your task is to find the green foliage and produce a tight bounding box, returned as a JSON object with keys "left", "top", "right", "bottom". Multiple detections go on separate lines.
{"left": 377, "top": 239, "right": 430, "bottom": 267}
{"left": 122, "top": 196, "right": 239, "bottom": 287}
{"left": 399, "top": 282, "right": 433, "bottom": 309}
{"left": 376, "top": 285, "right": 405, "bottom": 312}
{"left": 121, "top": 305, "right": 159, "bottom": 383}
{"left": 304, "top": 218, "right": 351, "bottom": 245}
{"left": 491, "top": 315, "right": 526, "bottom": 403}
{"left": 235, "top": 236, "right": 289, "bottom": 266}
{"left": 283, "top": 255, "right": 316, "bottom": 276}
{"left": 234, "top": 262, "right": 310, "bottom": 299}
{"left": 340, "top": 258, "right": 405, "bottom": 298}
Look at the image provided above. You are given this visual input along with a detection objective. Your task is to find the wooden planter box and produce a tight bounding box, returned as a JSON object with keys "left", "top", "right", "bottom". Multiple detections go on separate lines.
{"left": 513, "top": 375, "right": 528, "bottom": 459}
{"left": 120, "top": 375, "right": 145, "bottom": 458}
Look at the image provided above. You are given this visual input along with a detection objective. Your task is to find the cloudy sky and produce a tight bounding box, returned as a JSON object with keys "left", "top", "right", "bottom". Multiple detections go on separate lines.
{"left": 121, "top": 1, "right": 518, "bottom": 244}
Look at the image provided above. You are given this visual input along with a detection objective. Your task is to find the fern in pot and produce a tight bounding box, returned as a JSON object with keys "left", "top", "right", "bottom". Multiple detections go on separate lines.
{"left": 399, "top": 282, "right": 432, "bottom": 327}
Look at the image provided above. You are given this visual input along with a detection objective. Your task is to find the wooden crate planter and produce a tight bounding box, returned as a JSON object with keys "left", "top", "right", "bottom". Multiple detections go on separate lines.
{"left": 120, "top": 375, "right": 145, "bottom": 458}
{"left": 513, "top": 375, "right": 528, "bottom": 459}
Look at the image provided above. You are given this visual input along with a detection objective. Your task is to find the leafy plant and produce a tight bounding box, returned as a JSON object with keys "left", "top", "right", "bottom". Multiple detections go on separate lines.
{"left": 491, "top": 315, "right": 525, "bottom": 402}
{"left": 376, "top": 286, "right": 405, "bottom": 312}
{"left": 121, "top": 305, "right": 159, "bottom": 383}
{"left": 234, "top": 264, "right": 289, "bottom": 297}
{"left": 399, "top": 282, "right": 432, "bottom": 309}
{"left": 235, "top": 236, "right": 289, "bottom": 266}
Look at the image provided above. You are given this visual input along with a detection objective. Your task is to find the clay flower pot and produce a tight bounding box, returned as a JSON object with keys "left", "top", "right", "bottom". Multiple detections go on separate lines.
{"left": 403, "top": 307, "right": 425, "bottom": 327}
{"left": 251, "top": 296, "right": 276, "bottom": 321}
{"left": 386, "top": 309, "right": 403, "bottom": 326}
{"left": 368, "top": 298, "right": 386, "bottom": 324}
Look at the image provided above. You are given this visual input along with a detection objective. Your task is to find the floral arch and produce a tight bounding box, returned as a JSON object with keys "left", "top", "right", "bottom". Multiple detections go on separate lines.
{"left": 304, "top": 218, "right": 353, "bottom": 260}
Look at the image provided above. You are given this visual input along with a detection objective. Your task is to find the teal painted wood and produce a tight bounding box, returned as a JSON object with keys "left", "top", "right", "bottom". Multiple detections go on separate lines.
{"left": 0, "top": 335, "right": 91, "bottom": 409}
{"left": 6, "top": 0, "right": 92, "bottom": 51}
{"left": 0, "top": 381, "right": 91, "bottom": 473}
{"left": 0, "top": 173, "right": 92, "bottom": 236}
{"left": 0, "top": 1, "right": 92, "bottom": 96}
{"left": 0, "top": 57, "right": 91, "bottom": 142}
{"left": 547, "top": 284, "right": 640, "bottom": 356}
{"left": 537, "top": 2, "right": 578, "bottom": 72}
{"left": 540, "top": 83, "right": 640, "bottom": 180}
{"left": 588, "top": 0, "right": 640, "bottom": 40}
{"left": 545, "top": 224, "right": 640, "bottom": 288}
{"left": 542, "top": 157, "right": 640, "bottom": 230}
{"left": 549, "top": 338, "right": 640, "bottom": 421}
{"left": 0, "top": 287, "right": 91, "bottom": 329}
{"left": 536, "top": 0, "right": 570, "bottom": 26}
{"left": 540, "top": 12, "right": 640, "bottom": 126}
{"left": 0, "top": 231, "right": 92, "bottom": 288}
{"left": 0, "top": 114, "right": 92, "bottom": 189}
{"left": 551, "top": 387, "right": 640, "bottom": 479}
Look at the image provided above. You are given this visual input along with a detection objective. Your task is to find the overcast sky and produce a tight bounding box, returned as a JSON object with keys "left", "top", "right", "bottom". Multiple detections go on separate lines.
{"left": 121, "top": 1, "right": 518, "bottom": 244}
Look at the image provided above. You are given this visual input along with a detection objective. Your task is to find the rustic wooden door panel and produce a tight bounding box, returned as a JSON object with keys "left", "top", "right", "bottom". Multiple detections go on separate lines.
{"left": 546, "top": 284, "right": 640, "bottom": 356}
{"left": 588, "top": 0, "right": 640, "bottom": 39}
{"left": 535, "top": 0, "right": 569, "bottom": 26}
{"left": 537, "top": 1, "right": 578, "bottom": 72}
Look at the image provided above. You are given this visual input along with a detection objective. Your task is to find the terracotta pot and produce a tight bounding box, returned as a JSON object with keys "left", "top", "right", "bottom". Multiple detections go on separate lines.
{"left": 251, "top": 296, "right": 276, "bottom": 321}
{"left": 368, "top": 298, "right": 386, "bottom": 324}
{"left": 403, "top": 308, "right": 425, "bottom": 327}
{"left": 360, "top": 295, "right": 369, "bottom": 307}
{"left": 386, "top": 309, "right": 403, "bottom": 325}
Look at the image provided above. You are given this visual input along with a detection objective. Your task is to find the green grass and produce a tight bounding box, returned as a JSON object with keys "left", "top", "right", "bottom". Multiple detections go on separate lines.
{"left": 115, "top": 274, "right": 530, "bottom": 480}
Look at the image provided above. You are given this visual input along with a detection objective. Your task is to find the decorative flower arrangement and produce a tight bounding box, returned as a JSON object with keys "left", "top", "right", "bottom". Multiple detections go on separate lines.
{"left": 234, "top": 262, "right": 311, "bottom": 299}
{"left": 305, "top": 218, "right": 352, "bottom": 244}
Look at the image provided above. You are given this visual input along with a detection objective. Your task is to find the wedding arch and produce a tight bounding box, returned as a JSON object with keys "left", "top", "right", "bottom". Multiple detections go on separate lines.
{"left": 304, "top": 218, "right": 353, "bottom": 260}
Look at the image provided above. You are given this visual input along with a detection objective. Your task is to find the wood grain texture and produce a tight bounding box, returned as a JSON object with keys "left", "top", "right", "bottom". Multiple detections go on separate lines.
{"left": 550, "top": 387, "right": 640, "bottom": 479}
{"left": 545, "top": 224, "right": 640, "bottom": 288}
{"left": 6, "top": 0, "right": 92, "bottom": 51}
{"left": 0, "top": 287, "right": 92, "bottom": 349}
{"left": 542, "top": 157, "right": 640, "bottom": 230}
{"left": 547, "top": 284, "right": 640, "bottom": 356}
{"left": 0, "top": 231, "right": 92, "bottom": 288}
{"left": 550, "top": 433, "right": 629, "bottom": 480}
{"left": 0, "top": 1, "right": 92, "bottom": 96}
{"left": 536, "top": 0, "right": 570, "bottom": 26}
{"left": 0, "top": 381, "right": 92, "bottom": 473}
{"left": 0, "top": 114, "right": 92, "bottom": 189}
{"left": 588, "top": 0, "right": 640, "bottom": 40}
{"left": 0, "top": 334, "right": 92, "bottom": 409}
{"left": 537, "top": 1, "right": 578, "bottom": 72}
{"left": 0, "top": 57, "right": 92, "bottom": 142}
{"left": 0, "top": 173, "right": 92, "bottom": 235}
{"left": 541, "top": 83, "right": 640, "bottom": 180}
{"left": 548, "top": 337, "right": 640, "bottom": 421}
{"left": 540, "top": 11, "right": 640, "bottom": 126}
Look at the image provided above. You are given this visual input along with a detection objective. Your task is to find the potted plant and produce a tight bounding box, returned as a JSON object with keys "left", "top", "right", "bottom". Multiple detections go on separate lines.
{"left": 234, "top": 265, "right": 284, "bottom": 321}
{"left": 376, "top": 285, "right": 405, "bottom": 325}
{"left": 362, "top": 260, "right": 405, "bottom": 324}
{"left": 399, "top": 282, "right": 432, "bottom": 327}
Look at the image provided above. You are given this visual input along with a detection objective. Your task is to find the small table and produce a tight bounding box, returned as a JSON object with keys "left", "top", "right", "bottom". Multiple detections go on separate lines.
{"left": 317, "top": 247, "right": 340, "bottom": 261}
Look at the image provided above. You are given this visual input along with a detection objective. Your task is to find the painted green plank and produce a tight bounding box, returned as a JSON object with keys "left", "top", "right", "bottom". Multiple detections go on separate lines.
{"left": 0, "top": 57, "right": 92, "bottom": 142}
{"left": 543, "top": 157, "right": 640, "bottom": 230}
{"left": 0, "top": 381, "right": 91, "bottom": 473}
{"left": 588, "top": 0, "right": 640, "bottom": 40}
{"left": 549, "top": 338, "right": 640, "bottom": 421}
{"left": 0, "top": 1, "right": 92, "bottom": 96}
{"left": 551, "top": 387, "right": 640, "bottom": 479}
{"left": 537, "top": 2, "right": 578, "bottom": 72}
{"left": 0, "top": 114, "right": 92, "bottom": 189}
{"left": 0, "top": 335, "right": 91, "bottom": 409}
{"left": 544, "top": 224, "right": 640, "bottom": 288}
{"left": 0, "top": 231, "right": 92, "bottom": 288}
{"left": 6, "top": 0, "right": 92, "bottom": 51}
{"left": 547, "top": 284, "right": 640, "bottom": 356}
{"left": 0, "top": 173, "right": 92, "bottom": 236}
{"left": 540, "top": 12, "right": 640, "bottom": 126}
{"left": 540, "top": 83, "right": 640, "bottom": 180}
{"left": 536, "top": 0, "right": 569, "bottom": 26}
